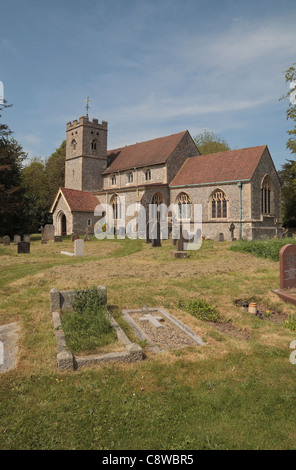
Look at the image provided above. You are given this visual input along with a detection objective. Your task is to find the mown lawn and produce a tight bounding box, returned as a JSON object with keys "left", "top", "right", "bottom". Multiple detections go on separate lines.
{"left": 1, "top": 235, "right": 296, "bottom": 450}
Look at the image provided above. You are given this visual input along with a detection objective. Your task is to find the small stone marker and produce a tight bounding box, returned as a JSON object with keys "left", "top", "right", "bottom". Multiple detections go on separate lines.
{"left": 280, "top": 244, "right": 296, "bottom": 290}
{"left": 13, "top": 235, "right": 21, "bottom": 245}
{"left": 17, "top": 241, "right": 30, "bottom": 254}
{"left": 218, "top": 232, "right": 224, "bottom": 242}
{"left": 3, "top": 236, "right": 10, "bottom": 246}
{"left": 0, "top": 322, "right": 20, "bottom": 373}
{"left": 84, "top": 227, "right": 91, "bottom": 242}
{"left": 139, "top": 313, "right": 164, "bottom": 328}
{"left": 54, "top": 236, "right": 62, "bottom": 242}
{"left": 42, "top": 224, "right": 55, "bottom": 242}
{"left": 23, "top": 234, "right": 30, "bottom": 243}
{"left": 74, "top": 239, "right": 84, "bottom": 257}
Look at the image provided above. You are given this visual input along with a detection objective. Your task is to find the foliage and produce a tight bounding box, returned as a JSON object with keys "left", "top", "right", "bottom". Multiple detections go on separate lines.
{"left": 279, "top": 64, "right": 296, "bottom": 227}
{"left": 177, "top": 298, "right": 220, "bottom": 322}
{"left": 284, "top": 315, "right": 296, "bottom": 331}
{"left": 21, "top": 141, "right": 66, "bottom": 232}
{"left": 61, "top": 286, "right": 116, "bottom": 353}
{"left": 193, "top": 130, "right": 231, "bottom": 155}
{"left": 278, "top": 159, "right": 296, "bottom": 227}
{"left": 229, "top": 237, "right": 296, "bottom": 262}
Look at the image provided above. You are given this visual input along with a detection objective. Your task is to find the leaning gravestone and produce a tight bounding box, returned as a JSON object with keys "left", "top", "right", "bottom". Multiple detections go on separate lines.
{"left": 3, "top": 236, "right": 10, "bottom": 246}
{"left": 13, "top": 235, "right": 21, "bottom": 245}
{"left": 17, "top": 241, "right": 30, "bottom": 254}
{"left": 280, "top": 244, "right": 296, "bottom": 290}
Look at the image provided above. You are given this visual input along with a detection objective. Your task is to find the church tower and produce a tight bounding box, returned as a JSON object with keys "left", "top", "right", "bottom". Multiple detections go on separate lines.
{"left": 65, "top": 116, "right": 108, "bottom": 192}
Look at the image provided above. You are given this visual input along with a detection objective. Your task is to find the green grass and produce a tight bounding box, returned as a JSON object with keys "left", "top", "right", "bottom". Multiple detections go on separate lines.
{"left": 61, "top": 286, "right": 117, "bottom": 353}
{"left": 177, "top": 299, "right": 220, "bottom": 322}
{"left": 229, "top": 237, "right": 296, "bottom": 261}
{"left": 1, "top": 236, "right": 296, "bottom": 449}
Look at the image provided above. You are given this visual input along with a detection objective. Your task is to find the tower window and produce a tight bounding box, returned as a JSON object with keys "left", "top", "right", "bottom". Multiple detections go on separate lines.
{"left": 91, "top": 139, "right": 97, "bottom": 151}
{"left": 71, "top": 139, "right": 77, "bottom": 151}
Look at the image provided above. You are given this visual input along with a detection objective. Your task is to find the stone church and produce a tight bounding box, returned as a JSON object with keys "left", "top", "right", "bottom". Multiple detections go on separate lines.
{"left": 50, "top": 115, "right": 282, "bottom": 241}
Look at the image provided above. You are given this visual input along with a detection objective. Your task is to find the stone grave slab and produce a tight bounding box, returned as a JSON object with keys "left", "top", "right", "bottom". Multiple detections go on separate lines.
{"left": 61, "top": 239, "right": 84, "bottom": 257}
{"left": 13, "top": 235, "right": 21, "bottom": 245}
{"left": 0, "top": 322, "right": 20, "bottom": 374}
{"left": 17, "top": 241, "right": 30, "bottom": 254}
{"left": 3, "top": 236, "right": 10, "bottom": 246}
{"left": 122, "top": 307, "right": 205, "bottom": 353}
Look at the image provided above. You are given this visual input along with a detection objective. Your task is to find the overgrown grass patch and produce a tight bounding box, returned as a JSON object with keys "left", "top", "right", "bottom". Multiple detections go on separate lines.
{"left": 177, "top": 299, "right": 220, "bottom": 322}
{"left": 61, "top": 286, "right": 117, "bottom": 353}
{"left": 229, "top": 238, "right": 296, "bottom": 262}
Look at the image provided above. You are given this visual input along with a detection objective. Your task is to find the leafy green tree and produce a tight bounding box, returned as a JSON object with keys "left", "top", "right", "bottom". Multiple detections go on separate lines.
{"left": 0, "top": 101, "right": 27, "bottom": 236}
{"left": 21, "top": 141, "right": 65, "bottom": 232}
{"left": 279, "top": 64, "right": 296, "bottom": 227}
{"left": 193, "top": 130, "right": 231, "bottom": 155}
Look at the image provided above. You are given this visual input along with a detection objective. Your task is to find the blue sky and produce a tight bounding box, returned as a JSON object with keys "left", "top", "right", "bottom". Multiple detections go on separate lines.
{"left": 0, "top": 0, "right": 296, "bottom": 170}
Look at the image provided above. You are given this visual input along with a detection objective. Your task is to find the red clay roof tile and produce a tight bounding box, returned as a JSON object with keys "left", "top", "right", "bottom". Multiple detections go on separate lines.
{"left": 104, "top": 131, "right": 188, "bottom": 174}
{"left": 169, "top": 145, "right": 267, "bottom": 186}
{"left": 60, "top": 187, "right": 99, "bottom": 212}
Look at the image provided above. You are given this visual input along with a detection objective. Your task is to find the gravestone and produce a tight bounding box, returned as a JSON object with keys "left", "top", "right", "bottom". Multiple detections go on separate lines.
{"left": 3, "top": 236, "right": 10, "bottom": 246}
{"left": 229, "top": 223, "right": 235, "bottom": 240}
{"left": 74, "top": 239, "right": 84, "bottom": 257}
{"left": 13, "top": 235, "right": 21, "bottom": 245}
{"left": 42, "top": 224, "right": 55, "bottom": 242}
{"left": 151, "top": 220, "right": 161, "bottom": 247}
{"left": 17, "top": 241, "right": 30, "bottom": 254}
{"left": 280, "top": 244, "right": 296, "bottom": 290}
{"left": 170, "top": 223, "right": 189, "bottom": 258}
{"left": 23, "top": 234, "right": 30, "bottom": 243}
{"left": 54, "top": 236, "right": 62, "bottom": 242}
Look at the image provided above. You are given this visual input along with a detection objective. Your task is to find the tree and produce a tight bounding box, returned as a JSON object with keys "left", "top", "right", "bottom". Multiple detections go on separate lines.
{"left": 0, "top": 101, "right": 27, "bottom": 236}
{"left": 193, "top": 130, "right": 231, "bottom": 155}
{"left": 282, "top": 63, "right": 296, "bottom": 154}
{"left": 279, "top": 64, "right": 296, "bottom": 227}
{"left": 21, "top": 141, "right": 65, "bottom": 232}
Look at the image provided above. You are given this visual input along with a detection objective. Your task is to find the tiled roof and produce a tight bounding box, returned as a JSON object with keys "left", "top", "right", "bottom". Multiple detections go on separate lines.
{"left": 170, "top": 145, "right": 267, "bottom": 187}
{"left": 60, "top": 187, "right": 99, "bottom": 212}
{"left": 104, "top": 130, "right": 188, "bottom": 174}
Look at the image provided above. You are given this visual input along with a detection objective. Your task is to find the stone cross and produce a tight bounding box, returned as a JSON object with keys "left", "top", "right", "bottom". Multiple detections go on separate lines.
{"left": 139, "top": 313, "right": 164, "bottom": 328}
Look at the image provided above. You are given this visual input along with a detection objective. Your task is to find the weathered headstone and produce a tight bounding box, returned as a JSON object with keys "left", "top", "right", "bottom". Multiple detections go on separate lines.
{"left": 151, "top": 220, "right": 161, "bottom": 247}
{"left": 13, "top": 235, "right": 21, "bottom": 245}
{"left": 3, "top": 236, "right": 10, "bottom": 246}
{"left": 23, "top": 234, "right": 30, "bottom": 243}
{"left": 17, "top": 241, "right": 30, "bottom": 254}
{"left": 74, "top": 239, "right": 84, "bottom": 257}
{"left": 54, "top": 236, "right": 62, "bottom": 242}
{"left": 42, "top": 224, "right": 55, "bottom": 242}
{"left": 280, "top": 244, "right": 296, "bottom": 290}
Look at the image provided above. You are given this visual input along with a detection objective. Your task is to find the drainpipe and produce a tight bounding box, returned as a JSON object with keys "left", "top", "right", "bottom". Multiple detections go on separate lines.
{"left": 237, "top": 181, "right": 242, "bottom": 239}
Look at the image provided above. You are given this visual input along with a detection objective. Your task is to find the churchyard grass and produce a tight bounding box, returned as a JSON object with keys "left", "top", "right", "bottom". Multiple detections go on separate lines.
{"left": 1, "top": 235, "right": 296, "bottom": 449}
{"left": 229, "top": 237, "right": 296, "bottom": 261}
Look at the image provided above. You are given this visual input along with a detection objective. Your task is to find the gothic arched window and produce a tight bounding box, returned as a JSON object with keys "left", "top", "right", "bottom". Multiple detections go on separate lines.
{"left": 261, "top": 175, "right": 272, "bottom": 214}
{"left": 111, "top": 194, "right": 122, "bottom": 220}
{"left": 177, "top": 192, "right": 191, "bottom": 220}
{"left": 151, "top": 192, "right": 164, "bottom": 219}
{"left": 211, "top": 190, "right": 227, "bottom": 218}
{"left": 90, "top": 139, "right": 97, "bottom": 151}
{"left": 71, "top": 139, "right": 77, "bottom": 151}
